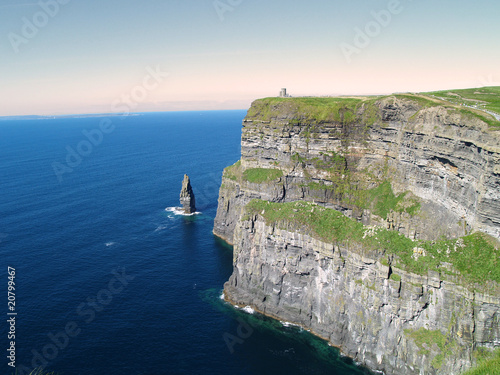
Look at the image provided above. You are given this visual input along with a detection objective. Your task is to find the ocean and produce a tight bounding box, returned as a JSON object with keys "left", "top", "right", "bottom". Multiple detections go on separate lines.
{"left": 0, "top": 111, "right": 373, "bottom": 375}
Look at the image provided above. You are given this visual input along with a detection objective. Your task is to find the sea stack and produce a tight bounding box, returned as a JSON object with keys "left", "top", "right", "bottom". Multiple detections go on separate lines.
{"left": 179, "top": 174, "right": 196, "bottom": 214}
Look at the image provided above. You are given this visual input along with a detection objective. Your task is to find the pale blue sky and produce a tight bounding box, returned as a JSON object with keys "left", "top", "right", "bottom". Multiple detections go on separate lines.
{"left": 1, "top": 0, "right": 499, "bottom": 115}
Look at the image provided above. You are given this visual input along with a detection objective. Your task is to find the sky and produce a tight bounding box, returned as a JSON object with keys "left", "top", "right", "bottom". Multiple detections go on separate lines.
{"left": 0, "top": 0, "right": 499, "bottom": 116}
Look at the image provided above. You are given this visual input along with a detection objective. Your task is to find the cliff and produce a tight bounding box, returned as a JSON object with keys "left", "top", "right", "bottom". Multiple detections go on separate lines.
{"left": 214, "top": 92, "right": 500, "bottom": 374}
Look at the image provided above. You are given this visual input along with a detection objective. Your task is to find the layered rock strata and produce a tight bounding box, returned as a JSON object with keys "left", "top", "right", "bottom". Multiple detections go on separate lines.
{"left": 214, "top": 96, "right": 500, "bottom": 374}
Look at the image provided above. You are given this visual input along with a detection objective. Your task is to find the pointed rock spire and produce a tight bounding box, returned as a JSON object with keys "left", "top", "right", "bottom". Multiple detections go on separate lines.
{"left": 180, "top": 174, "right": 196, "bottom": 214}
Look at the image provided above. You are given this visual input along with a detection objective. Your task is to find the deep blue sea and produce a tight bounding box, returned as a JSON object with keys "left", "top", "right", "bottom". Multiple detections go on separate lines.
{"left": 0, "top": 111, "right": 373, "bottom": 375}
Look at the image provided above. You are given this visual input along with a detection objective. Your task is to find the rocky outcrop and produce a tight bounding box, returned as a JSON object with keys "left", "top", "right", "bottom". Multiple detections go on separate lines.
{"left": 214, "top": 95, "right": 500, "bottom": 374}
{"left": 180, "top": 174, "right": 196, "bottom": 214}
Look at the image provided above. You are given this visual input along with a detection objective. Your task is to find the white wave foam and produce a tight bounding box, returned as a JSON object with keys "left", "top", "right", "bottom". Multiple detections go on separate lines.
{"left": 280, "top": 321, "right": 301, "bottom": 328}
{"left": 105, "top": 242, "right": 116, "bottom": 247}
{"left": 219, "top": 292, "right": 225, "bottom": 300}
{"left": 241, "top": 306, "right": 255, "bottom": 314}
{"left": 165, "top": 207, "right": 201, "bottom": 216}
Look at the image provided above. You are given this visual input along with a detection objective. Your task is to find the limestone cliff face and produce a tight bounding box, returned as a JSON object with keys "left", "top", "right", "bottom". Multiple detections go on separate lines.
{"left": 225, "top": 214, "right": 499, "bottom": 375}
{"left": 215, "top": 97, "right": 500, "bottom": 243}
{"left": 214, "top": 96, "right": 500, "bottom": 374}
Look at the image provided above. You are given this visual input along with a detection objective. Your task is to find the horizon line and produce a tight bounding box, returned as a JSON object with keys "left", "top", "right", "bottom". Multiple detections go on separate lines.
{"left": 3, "top": 85, "right": 499, "bottom": 119}
{"left": 0, "top": 108, "right": 250, "bottom": 120}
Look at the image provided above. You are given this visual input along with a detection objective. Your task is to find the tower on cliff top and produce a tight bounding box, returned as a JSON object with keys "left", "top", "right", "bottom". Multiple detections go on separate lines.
{"left": 279, "top": 88, "right": 288, "bottom": 98}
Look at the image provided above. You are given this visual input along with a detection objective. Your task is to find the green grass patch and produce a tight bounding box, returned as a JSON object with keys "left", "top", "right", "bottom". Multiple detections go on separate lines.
{"left": 473, "top": 347, "right": 497, "bottom": 363}
{"left": 244, "top": 200, "right": 500, "bottom": 286}
{"left": 305, "top": 177, "right": 420, "bottom": 219}
{"left": 390, "top": 273, "right": 401, "bottom": 282}
{"left": 242, "top": 168, "right": 283, "bottom": 183}
{"left": 404, "top": 328, "right": 447, "bottom": 356}
{"left": 312, "top": 151, "right": 347, "bottom": 172}
{"left": 223, "top": 160, "right": 241, "bottom": 181}
{"left": 223, "top": 161, "right": 284, "bottom": 185}
{"left": 360, "top": 97, "right": 382, "bottom": 125}
{"left": 245, "top": 97, "right": 368, "bottom": 124}
{"left": 366, "top": 180, "right": 421, "bottom": 219}
{"left": 423, "top": 87, "right": 500, "bottom": 127}
{"left": 392, "top": 94, "right": 443, "bottom": 108}
{"left": 367, "top": 181, "right": 405, "bottom": 219}
{"left": 405, "top": 200, "right": 421, "bottom": 216}
{"left": 246, "top": 200, "right": 366, "bottom": 244}
{"left": 296, "top": 151, "right": 419, "bottom": 219}
{"left": 427, "top": 87, "right": 500, "bottom": 113}
{"left": 464, "top": 348, "right": 500, "bottom": 375}
{"left": 404, "top": 327, "right": 458, "bottom": 369}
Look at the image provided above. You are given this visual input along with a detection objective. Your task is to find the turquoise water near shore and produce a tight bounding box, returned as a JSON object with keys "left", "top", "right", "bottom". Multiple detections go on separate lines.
{"left": 0, "top": 111, "right": 373, "bottom": 374}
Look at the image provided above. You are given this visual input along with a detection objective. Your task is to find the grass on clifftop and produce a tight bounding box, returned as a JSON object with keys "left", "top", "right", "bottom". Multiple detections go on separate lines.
{"left": 245, "top": 97, "right": 367, "bottom": 123}
{"left": 423, "top": 86, "right": 500, "bottom": 127}
{"left": 245, "top": 88, "right": 500, "bottom": 128}
{"left": 426, "top": 86, "right": 500, "bottom": 114}
{"left": 245, "top": 200, "right": 500, "bottom": 287}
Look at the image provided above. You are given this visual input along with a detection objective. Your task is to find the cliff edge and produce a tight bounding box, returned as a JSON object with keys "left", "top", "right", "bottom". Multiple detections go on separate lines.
{"left": 214, "top": 91, "right": 500, "bottom": 375}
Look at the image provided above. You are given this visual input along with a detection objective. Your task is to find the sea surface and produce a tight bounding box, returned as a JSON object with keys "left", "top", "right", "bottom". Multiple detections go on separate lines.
{"left": 0, "top": 111, "right": 373, "bottom": 375}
